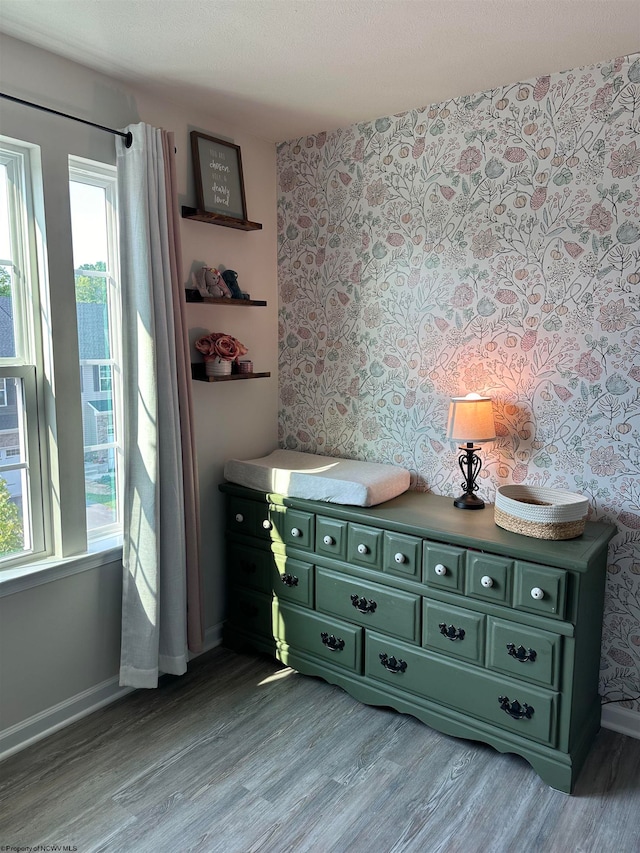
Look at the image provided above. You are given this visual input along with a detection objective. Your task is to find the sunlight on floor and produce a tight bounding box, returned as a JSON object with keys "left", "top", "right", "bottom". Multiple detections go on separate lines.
{"left": 258, "top": 667, "right": 295, "bottom": 686}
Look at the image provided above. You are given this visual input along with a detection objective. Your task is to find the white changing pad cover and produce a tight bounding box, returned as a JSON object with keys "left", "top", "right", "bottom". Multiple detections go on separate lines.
{"left": 224, "top": 450, "right": 410, "bottom": 507}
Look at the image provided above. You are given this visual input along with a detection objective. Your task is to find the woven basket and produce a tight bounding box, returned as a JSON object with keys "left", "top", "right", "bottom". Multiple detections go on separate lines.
{"left": 494, "top": 485, "right": 588, "bottom": 540}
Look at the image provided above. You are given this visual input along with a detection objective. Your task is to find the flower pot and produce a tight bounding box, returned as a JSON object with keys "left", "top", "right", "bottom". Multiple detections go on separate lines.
{"left": 205, "top": 357, "right": 232, "bottom": 377}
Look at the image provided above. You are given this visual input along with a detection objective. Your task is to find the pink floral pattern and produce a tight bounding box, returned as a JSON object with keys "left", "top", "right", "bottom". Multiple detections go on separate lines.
{"left": 608, "top": 141, "right": 640, "bottom": 178}
{"left": 277, "top": 53, "right": 640, "bottom": 709}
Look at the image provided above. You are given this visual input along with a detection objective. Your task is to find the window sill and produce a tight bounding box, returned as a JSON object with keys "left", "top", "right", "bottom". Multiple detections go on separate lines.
{"left": 0, "top": 536, "right": 123, "bottom": 597}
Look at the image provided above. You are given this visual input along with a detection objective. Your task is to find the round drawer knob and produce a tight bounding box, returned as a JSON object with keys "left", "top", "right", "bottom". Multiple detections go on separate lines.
{"left": 323, "top": 535, "right": 335, "bottom": 546}
{"left": 481, "top": 575, "right": 494, "bottom": 588}
{"left": 235, "top": 513, "right": 244, "bottom": 523}
{"left": 434, "top": 563, "right": 447, "bottom": 576}
{"left": 357, "top": 543, "right": 369, "bottom": 555}
{"left": 291, "top": 527, "right": 302, "bottom": 538}
{"left": 394, "top": 553, "right": 407, "bottom": 564}
{"left": 262, "top": 519, "right": 272, "bottom": 530}
{"left": 531, "top": 587, "right": 545, "bottom": 600}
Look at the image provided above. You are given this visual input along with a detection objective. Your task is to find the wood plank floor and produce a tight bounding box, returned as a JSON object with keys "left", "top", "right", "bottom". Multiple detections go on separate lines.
{"left": 1, "top": 647, "right": 639, "bottom": 853}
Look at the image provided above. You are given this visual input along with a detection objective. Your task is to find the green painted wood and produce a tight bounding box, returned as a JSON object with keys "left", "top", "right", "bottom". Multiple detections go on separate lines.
{"left": 315, "top": 516, "right": 348, "bottom": 561}
{"left": 273, "top": 599, "right": 362, "bottom": 673}
{"left": 271, "top": 554, "right": 314, "bottom": 608}
{"left": 227, "top": 586, "right": 272, "bottom": 641}
{"left": 347, "top": 522, "right": 383, "bottom": 570}
{"left": 423, "top": 599, "right": 485, "bottom": 665}
{"left": 365, "top": 631, "right": 557, "bottom": 747}
{"left": 219, "top": 482, "right": 617, "bottom": 793}
{"left": 487, "top": 616, "right": 560, "bottom": 689}
{"left": 382, "top": 530, "right": 422, "bottom": 579}
{"left": 466, "top": 552, "right": 512, "bottom": 604}
{"left": 513, "top": 561, "right": 567, "bottom": 620}
{"left": 219, "top": 482, "right": 615, "bottom": 573}
{"left": 227, "top": 496, "right": 260, "bottom": 539}
{"left": 423, "top": 541, "right": 466, "bottom": 592}
{"left": 281, "top": 507, "right": 315, "bottom": 551}
{"left": 227, "top": 541, "right": 271, "bottom": 594}
{"left": 316, "top": 566, "right": 421, "bottom": 643}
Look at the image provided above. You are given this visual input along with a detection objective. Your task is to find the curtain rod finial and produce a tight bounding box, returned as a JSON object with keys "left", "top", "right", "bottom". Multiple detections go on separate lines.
{"left": 125, "top": 131, "right": 133, "bottom": 148}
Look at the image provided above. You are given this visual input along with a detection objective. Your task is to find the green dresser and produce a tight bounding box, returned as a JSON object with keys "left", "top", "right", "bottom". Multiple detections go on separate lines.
{"left": 220, "top": 483, "right": 616, "bottom": 793}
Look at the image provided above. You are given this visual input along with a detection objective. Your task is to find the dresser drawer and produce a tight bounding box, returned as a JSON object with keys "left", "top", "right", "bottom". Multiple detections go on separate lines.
{"left": 487, "top": 617, "right": 561, "bottom": 689}
{"left": 514, "top": 562, "right": 567, "bottom": 620}
{"left": 271, "top": 554, "right": 314, "bottom": 608}
{"left": 273, "top": 600, "right": 362, "bottom": 673}
{"left": 383, "top": 531, "right": 422, "bottom": 580}
{"left": 227, "top": 587, "right": 273, "bottom": 639}
{"left": 316, "top": 567, "right": 420, "bottom": 643}
{"left": 269, "top": 506, "right": 315, "bottom": 551}
{"left": 423, "top": 600, "right": 485, "bottom": 665}
{"left": 365, "top": 632, "right": 557, "bottom": 747}
{"left": 423, "top": 542, "right": 465, "bottom": 593}
{"left": 466, "top": 553, "right": 513, "bottom": 605}
{"left": 316, "top": 516, "right": 348, "bottom": 561}
{"left": 347, "top": 523, "right": 384, "bottom": 570}
{"left": 228, "top": 542, "right": 271, "bottom": 593}
{"left": 227, "top": 497, "right": 261, "bottom": 538}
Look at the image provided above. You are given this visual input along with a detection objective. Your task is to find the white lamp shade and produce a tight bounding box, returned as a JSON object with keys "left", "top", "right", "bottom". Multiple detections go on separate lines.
{"left": 447, "top": 393, "right": 496, "bottom": 442}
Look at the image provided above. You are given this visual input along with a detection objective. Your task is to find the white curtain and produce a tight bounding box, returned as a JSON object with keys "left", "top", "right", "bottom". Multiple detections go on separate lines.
{"left": 116, "top": 122, "right": 202, "bottom": 688}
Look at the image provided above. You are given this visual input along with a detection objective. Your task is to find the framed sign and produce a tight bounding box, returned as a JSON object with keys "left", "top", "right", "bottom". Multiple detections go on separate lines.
{"left": 190, "top": 131, "right": 248, "bottom": 221}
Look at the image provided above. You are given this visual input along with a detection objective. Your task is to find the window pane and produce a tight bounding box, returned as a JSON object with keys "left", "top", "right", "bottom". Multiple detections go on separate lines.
{"left": 0, "top": 471, "right": 26, "bottom": 558}
{"left": 0, "top": 164, "right": 17, "bottom": 359}
{"left": 84, "top": 447, "right": 117, "bottom": 529}
{"left": 0, "top": 376, "right": 30, "bottom": 560}
{"left": 70, "top": 173, "right": 121, "bottom": 537}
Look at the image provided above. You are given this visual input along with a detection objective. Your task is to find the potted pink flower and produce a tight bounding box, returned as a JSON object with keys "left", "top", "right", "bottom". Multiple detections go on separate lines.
{"left": 195, "top": 332, "right": 248, "bottom": 376}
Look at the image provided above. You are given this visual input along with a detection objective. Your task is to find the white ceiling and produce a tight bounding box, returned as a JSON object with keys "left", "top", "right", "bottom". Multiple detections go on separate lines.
{"left": 1, "top": 0, "right": 639, "bottom": 143}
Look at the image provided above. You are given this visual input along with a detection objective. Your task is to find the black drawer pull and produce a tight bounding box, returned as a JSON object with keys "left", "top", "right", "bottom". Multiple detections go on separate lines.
{"left": 379, "top": 653, "right": 407, "bottom": 674}
{"left": 506, "top": 643, "right": 537, "bottom": 663}
{"left": 320, "top": 632, "right": 345, "bottom": 652}
{"left": 350, "top": 593, "right": 377, "bottom": 614}
{"left": 281, "top": 573, "right": 299, "bottom": 587}
{"left": 439, "top": 622, "right": 465, "bottom": 641}
{"left": 498, "top": 696, "right": 534, "bottom": 720}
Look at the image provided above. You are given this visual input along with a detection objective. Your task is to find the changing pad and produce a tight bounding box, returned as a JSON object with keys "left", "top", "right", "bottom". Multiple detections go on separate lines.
{"left": 224, "top": 450, "right": 410, "bottom": 507}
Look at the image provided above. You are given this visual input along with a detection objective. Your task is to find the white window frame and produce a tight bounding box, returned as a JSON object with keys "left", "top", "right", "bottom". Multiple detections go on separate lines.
{"left": 69, "top": 158, "right": 123, "bottom": 543}
{"left": 0, "top": 140, "right": 123, "bottom": 575}
{"left": 0, "top": 378, "right": 6, "bottom": 406}
{"left": 0, "top": 141, "right": 48, "bottom": 566}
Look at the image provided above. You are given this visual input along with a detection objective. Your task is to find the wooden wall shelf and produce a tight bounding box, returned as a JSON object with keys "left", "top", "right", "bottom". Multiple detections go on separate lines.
{"left": 191, "top": 363, "right": 271, "bottom": 382}
{"left": 181, "top": 206, "right": 262, "bottom": 231}
{"left": 202, "top": 296, "right": 267, "bottom": 307}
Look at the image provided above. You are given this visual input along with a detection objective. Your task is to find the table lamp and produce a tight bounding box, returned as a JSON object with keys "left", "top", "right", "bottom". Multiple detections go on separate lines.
{"left": 446, "top": 393, "right": 496, "bottom": 509}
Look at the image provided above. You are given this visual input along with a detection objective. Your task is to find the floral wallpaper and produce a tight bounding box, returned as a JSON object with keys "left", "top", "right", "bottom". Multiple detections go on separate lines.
{"left": 277, "top": 54, "right": 640, "bottom": 712}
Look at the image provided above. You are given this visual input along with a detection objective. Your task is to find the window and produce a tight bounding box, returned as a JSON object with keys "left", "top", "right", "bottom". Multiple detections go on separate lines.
{"left": 0, "top": 142, "right": 45, "bottom": 563}
{"left": 70, "top": 160, "right": 123, "bottom": 539}
{"left": 0, "top": 137, "right": 122, "bottom": 570}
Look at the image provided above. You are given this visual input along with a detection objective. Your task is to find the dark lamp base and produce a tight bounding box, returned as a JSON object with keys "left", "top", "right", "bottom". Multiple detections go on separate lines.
{"left": 453, "top": 492, "right": 486, "bottom": 510}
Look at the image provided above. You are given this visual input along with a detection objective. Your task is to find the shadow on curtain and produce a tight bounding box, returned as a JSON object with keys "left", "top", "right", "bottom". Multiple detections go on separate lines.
{"left": 117, "top": 122, "right": 204, "bottom": 688}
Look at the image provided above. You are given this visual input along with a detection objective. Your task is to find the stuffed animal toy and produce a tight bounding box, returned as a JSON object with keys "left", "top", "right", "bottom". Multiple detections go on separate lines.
{"left": 221, "top": 269, "right": 247, "bottom": 299}
{"left": 193, "top": 266, "right": 231, "bottom": 298}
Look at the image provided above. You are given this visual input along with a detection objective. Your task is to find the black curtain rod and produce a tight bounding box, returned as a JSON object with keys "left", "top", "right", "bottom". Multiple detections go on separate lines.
{"left": 0, "top": 92, "right": 133, "bottom": 148}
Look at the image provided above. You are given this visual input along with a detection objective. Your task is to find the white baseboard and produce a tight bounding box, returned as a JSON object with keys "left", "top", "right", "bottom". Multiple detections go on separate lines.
{"left": 0, "top": 676, "right": 136, "bottom": 762}
{"left": 198, "top": 622, "right": 223, "bottom": 655}
{"left": 0, "top": 622, "right": 223, "bottom": 763}
{"left": 601, "top": 703, "right": 640, "bottom": 739}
